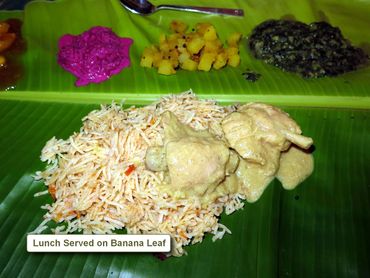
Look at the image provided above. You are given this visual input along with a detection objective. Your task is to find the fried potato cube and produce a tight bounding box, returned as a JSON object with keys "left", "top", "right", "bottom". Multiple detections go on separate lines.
{"left": 187, "top": 36, "right": 205, "bottom": 54}
{"left": 0, "top": 55, "right": 6, "bottom": 66}
{"left": 226, "top": 46, "right": 240, "bottom": 67}
{"left": 226, "top": 47, "right": 239, "bottom": 56}
{"left": 167, "top": 33, "right": 180, "bottom": 41}
{"left": 159, "top": 33, "right": 166, "bottom": 44}
{"left": 198, "top": 52, "right": 217, "bottom": 71}
{"left": 140, "top": 20, "right": 242, "bottom": 74}
{"left": 180, "top": 59, "right": 198, "bottom": 71}
{"left": 140, "top": 46, "right": 157, "bottom": 68}
{"left": 213, "top": 51, "right": 228, "bottom": 70}
{"left": 170, "top": 20, "right": 188, "bottom": 33}
{"left": 159, "top": 41, "right": 171, "bottom": 52}
{"left": 167, "top": 33, "right": 181, "bottom": 49}
{"left": 176, "top": 39, "right": 187, "bottom": 53}
{"left": 195, "top": 22, "right": 212, "bottom": 35}
{"left": 140, "top": 55, "right": 153, "bottom": 68}
{"left": 0, "top": 33, "right": 16, "bottom": 52}
{"left": 178, "top": 51, "right": 191, "bottom": 64}
{"left": 203, "top": 25, "right": 218, "bottom": 41}
{"left": 168, "top": 50, "right": 179, "bottom": 68}
{"left": 227, "top": 54, "right": 241, "bottom": 67}
{"left": 203, "top": 39, "right": 222, "bottom": 53}
{"left": 140, "top": 45, "right": 164, "bottom": 68}
{"left": 227, "top": 32, "right": 242, "bottom": 47}
{"left": 0, "top": 22, "right": 10, "bottom": 35}
{"left": 152, "top": 51, "right": 163, "bottom": 68}
{"left": 157, "top": 60, "right": 176, "bottom": 75}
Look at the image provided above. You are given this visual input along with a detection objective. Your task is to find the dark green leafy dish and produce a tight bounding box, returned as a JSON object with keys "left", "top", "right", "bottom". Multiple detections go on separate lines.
{"left": 248, "top": 19, "right": 368, "bottom": 78}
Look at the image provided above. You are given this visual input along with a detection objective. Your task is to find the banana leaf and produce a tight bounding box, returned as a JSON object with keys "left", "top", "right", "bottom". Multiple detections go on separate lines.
{"left": 0, "top": 0, "right": 370, "bottom": 277}
{"left": 0, "top": 0, "right": 370, "bottom": 108}
{"left": 0, "top": 101, "right": 369, "bottom": 277}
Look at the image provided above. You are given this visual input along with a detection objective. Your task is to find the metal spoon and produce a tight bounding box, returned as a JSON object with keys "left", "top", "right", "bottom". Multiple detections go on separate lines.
{"left": 120, "top": 0, "right": 244, "bottom": 16}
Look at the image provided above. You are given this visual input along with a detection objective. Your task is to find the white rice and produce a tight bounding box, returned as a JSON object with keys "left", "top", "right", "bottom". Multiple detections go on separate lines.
{"left": 32, "top": 90, "right": 246, "bottom": 256}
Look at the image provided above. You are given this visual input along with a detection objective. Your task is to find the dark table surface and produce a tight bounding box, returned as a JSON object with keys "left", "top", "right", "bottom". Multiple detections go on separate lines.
{"left": 0, "top": 0, "right": 35, "bottom": 10}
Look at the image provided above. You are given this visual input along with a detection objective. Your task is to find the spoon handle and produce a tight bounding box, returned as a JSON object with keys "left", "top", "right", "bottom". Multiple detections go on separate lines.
{"left": 156, "top": 4, "right": 244, "bottom": 16}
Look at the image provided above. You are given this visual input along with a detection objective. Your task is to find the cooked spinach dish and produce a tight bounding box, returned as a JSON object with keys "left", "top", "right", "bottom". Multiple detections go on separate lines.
{"left": 248, "top": 19, "right": 368, "bottom": 78}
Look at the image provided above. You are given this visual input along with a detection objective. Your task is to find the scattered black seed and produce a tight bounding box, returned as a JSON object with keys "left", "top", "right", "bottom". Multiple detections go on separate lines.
{"left": 294, "top": 195, "right": 300, "bottom": 200}
{"left": 248, "top": 19, "right": 369, "bottom": 78}
{"left": 242, "top": 69, "right": 262, "bottom": 82}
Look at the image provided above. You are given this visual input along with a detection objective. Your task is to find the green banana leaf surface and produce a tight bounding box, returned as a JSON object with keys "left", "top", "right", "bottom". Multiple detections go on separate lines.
{"left": 0, "top": 0, "right": 370, "bottom": 277}
{"left": 0, "top": 0, "right": 369, "bottom": 107}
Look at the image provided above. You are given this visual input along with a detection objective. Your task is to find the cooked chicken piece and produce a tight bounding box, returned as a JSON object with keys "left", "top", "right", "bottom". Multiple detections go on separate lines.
{"left": 166, "top": 136, "right": 229, "bottom": 192}
{"left": 221, "top": 103, "right": 314, "bottom": 202}
{"left": 162, "top": 111, "right": 210, "bottom": 142}
{"left": 222, "top": 103, "right": 312, "bottom": 159}
{"left": 145, "top": 146, "right": 167, "bottom": 171}
{"left": 235, "top": 158, "right": 276, "bottom": 202}
{"left": 225, "top": 150, "right": 240, "bottom": 175}
{"left": 281, "top": 130, "right": 313, "bottom": 150}
{"left": 240, "top": 103, "right": 299, "bottom": 130}
{"left": 145, "top": 111, "right": 239, "bottom": 203}
{"left": 276, "top": 145, "right": 314, "bottom": 189}
{"left": 241, "top": 103, "right": 313, "bottom": 149}
{"left": 219, "top": 174, "right": 240, "bottom": 196}
{"left": 145, "top": 103, "right": 314, "bottom": 204}
{"left": 222, "top": 111, "right": 266, "bottom": 163}
{"left": 163, "top": 111, "right": 229, "bottom": 192}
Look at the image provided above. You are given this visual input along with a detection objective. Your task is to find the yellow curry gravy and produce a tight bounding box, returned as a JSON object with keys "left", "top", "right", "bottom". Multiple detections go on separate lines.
{"left": 145, "top": 105, "right": 314, "bottom": 206}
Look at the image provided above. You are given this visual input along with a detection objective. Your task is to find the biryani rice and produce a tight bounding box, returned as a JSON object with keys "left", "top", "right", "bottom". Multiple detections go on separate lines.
{"left": 33, "top": 90, "right": 246, "bottom": 256}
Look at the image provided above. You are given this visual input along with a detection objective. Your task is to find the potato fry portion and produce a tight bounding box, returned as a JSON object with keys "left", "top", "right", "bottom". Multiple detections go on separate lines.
{"left": 140, "top": 20, "right": 242, "bottom": 75}
{"left": 0, "top": 20, "right": 18, "bottom": 67}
